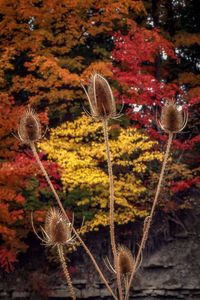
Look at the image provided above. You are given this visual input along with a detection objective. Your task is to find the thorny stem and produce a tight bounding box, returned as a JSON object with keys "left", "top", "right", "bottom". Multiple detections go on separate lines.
{"left": 125, "top": 133, "right": 173, "bottom": 300}
{"left": 57, "top": 245, "right": 76, "bottom": 300}
{"left": 102, "top": 120, "right": 123, "bottom": 300}
{"left": 30, "top": 142, "right": 118, "bottom": 300}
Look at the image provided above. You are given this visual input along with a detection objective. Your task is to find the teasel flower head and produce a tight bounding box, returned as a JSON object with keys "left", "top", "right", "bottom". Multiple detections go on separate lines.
{"left": 103, "top": 244, "right": 135, "bottom": 291}
{"left": 82, "top": 73, "right": 118, "bottom": 120}
{"left": 18, "top": 106, "right": 42, "bottom": 144}
{"left": 158, "top": 100, "right": 188, "bottom": 134}
{"left": 116, "top": 245, "right": 135, "bottom": 277}
{"left": 32, "top": 207, "right": 76, "bottom": 248}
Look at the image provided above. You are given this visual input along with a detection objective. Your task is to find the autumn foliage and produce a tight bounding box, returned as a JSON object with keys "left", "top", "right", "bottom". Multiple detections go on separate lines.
{"left": 112, "top": 21, "right": 200, "bottom": 198}
{"left": 40, "top": 114, "right": 163, "bottom": 231}
{"left": 0, "top": 0, "right": 146, "bottom": 120}
{"left": 0, "top": 97, "right": 61, "bottom": 271}
{"left": 0, "top": 0, "right": 148, "bottom": 270}
{"left": 0, "top": 0, "right": 199, "bottom": 272}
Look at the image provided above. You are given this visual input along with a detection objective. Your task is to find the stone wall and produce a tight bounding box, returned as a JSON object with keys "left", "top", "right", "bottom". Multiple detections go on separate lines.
{"left": 1, "top": 202, "right": 200, "bottom": 300}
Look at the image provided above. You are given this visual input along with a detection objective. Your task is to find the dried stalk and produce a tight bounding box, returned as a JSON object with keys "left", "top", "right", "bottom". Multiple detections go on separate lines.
{"left": 102, "top": 120, "right": 123, "bottom": 300}
{"left": 57, "top": 244, "right": 76, "bottom": 300}
{"left": 125, "top": 132, "right": 173, "bottom": 300}
{"left": 30, "top": 142, "right": 118, "bottom": 300}
{"left": 30, "top": 143, "right": 69, "bottom": 221}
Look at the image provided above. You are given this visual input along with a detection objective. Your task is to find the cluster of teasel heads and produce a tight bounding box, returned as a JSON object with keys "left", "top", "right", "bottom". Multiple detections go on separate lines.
{"left": 17, "top": 73, "right": 188, "bottom": 300}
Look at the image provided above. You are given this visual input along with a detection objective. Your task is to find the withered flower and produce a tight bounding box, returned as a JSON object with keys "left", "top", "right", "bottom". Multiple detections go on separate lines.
{"left": 158, "top": 100, "right": 188, "bottom": 134}
{"left": 117, "top": 245, "right": 135, "bottom": 277}
{"left": 104, "top": 245, "right": 135, "bottom": 277}
{"left": 18, "top": 106, "right": 42, "bottom": 144}
{"left": 32, "top": 207, "right": 76, "bottom": 248}
{"left": 82, "top": 73, "right": 117, "bottom": 120}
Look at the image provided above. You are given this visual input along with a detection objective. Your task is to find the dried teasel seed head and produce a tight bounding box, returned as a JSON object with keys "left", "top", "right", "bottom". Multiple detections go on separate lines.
{"left": 18, "top": 106, "right": 42, "bottom": 144}
{"left": 83, "top": 73, "right": 117, "bottom": 120}
{"left": 117, "top": 245, "right": 135, "bottom": 276}
{"left": 159, "top": 100, "right": 188, "bottom": 134}
{"left": 43, "top": 208, "right": 73, "bottom": 247}
{"left": 31, "top": 208, "right": 77, "bottom": 248}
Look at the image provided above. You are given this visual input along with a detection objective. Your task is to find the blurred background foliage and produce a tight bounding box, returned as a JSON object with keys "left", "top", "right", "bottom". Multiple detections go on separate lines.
{"left": 0, "top": 0, "right": 199, "bottom": 272}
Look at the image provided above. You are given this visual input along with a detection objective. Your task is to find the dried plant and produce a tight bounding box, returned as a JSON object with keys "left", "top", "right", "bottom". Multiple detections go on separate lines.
{"left": 17, "top": 76, "right": 188, "bottom": 300}
{"left": 104, "top": 245, "right": 135, "bottom": 299}
{"left": 31, "top": 208, "right": 76, "bottom": 300}
{"left": 17, "top": 106, "right": 42, "bottom": 144}
{"left": 82, "top": 73, "right": 117, "bottom": 120}
{"left": 116, "top": 245, "right": 135, "bottom": 298}
{"left": 82, "top": 73, "right": 123, "bottom": 300}
{"left": 159, "top": 100, "right": 188, "bottom": 134}
{"left": 117, "top": 245, "right": 135, "bottom": 277}
{"left": 18, "top": 105, "right": 117, "bottom": 300}
{"left": 31, "top": 208, "right": 76, "bottom": 248}
{"left": 124, "top": 100, "right": 188, "bottom": 300}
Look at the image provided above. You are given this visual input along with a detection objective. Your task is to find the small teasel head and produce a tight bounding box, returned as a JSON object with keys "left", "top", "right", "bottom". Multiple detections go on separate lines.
{"left": 158, "top": 100, "right": 188, "bottom": 134}
{"left": 32, "top": 207, "right": 76, "bottom": 248}
{"left": 18, "top": 106, "right": 42, "bottom": 144}
{"left": 82, "top": 73, "right": 117, "bottom": 120}
{"left": 117, "top": 245, "right": 135, "bottom": 277}
{"left": 44, "top": 208, "right": 70, "bottom": 246}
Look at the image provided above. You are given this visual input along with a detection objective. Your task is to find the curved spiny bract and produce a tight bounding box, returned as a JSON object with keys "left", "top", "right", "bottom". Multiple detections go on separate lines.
{"left": 32, "top": 207, "right": 77, "bottom": 248}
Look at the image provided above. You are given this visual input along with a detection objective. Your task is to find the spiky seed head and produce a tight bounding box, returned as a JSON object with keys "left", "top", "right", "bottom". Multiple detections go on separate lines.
{"left": 18, "top": 107, "right": 42, "bottom": 144}
{"left": 160, "top": 100, "right": 188, "bottom": 134}
{"left": 44, "top": 208, "right": 72, "bottom": 247}
{"left": 117, "top": 245, "right": 135, "bottom": 276}
{"left": 87, "top": 73, "right": 117, "bottom": 120}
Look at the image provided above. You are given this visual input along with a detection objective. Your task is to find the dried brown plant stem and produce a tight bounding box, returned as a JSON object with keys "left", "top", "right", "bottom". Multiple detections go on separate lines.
{"left": 102, "top": 120, "right": 123, "bottom": 300}
{"left": 30, "top": 143, "right": 69, "bottom": 220}
{"left": 30, "top": 142, "right": 118, "bottom": 300}
{"left": 125, "top": 132, "right": 173, "bottom": 300}
{"left": 57, "top": 244, "right": 76, "bottom": 300}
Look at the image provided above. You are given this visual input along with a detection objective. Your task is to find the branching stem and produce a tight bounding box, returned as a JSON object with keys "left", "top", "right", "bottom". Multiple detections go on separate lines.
{"left": 30, "top": 142, "right": 118, "bottom": 300}
{"left": 125, "top": 133, "right": 173, "bottom": 300}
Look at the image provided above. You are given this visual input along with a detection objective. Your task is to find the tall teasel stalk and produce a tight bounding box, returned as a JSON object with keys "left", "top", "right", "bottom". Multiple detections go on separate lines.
{"left": 124, "top": 100, "right": 188, "bottom": 300}
{"left": 82, "top": 73, "right": 123, "bottom": 300}
{"left": 32, "top": 207, "right": 77, "bottom": 300}
{"left": 17, "top": 106, "right": 118, "bottom": 300}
